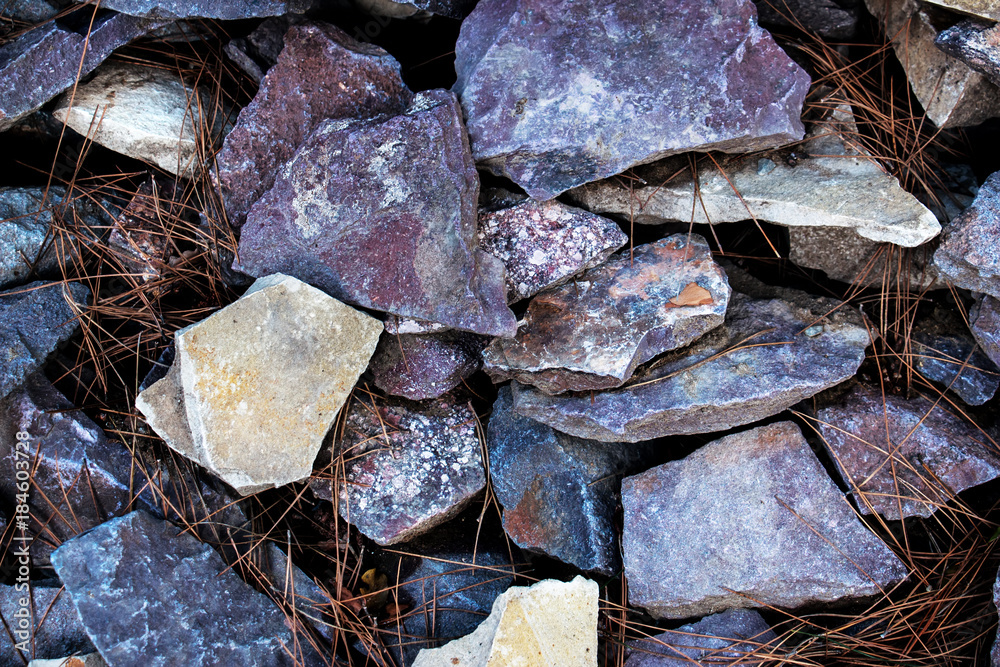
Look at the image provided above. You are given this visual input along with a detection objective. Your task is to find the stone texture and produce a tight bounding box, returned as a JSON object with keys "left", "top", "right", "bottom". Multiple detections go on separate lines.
{"left": 411, "top": 576, "right": 599, "bottom": 667}
{"left": 0, "top": 281, "right": 90, "bottom": 401}
{"left": 108, "top": 177, "right": 187, "bottom": 281}
{"left": 0, "top": 0, "right": 60, "bottom": 23}
{"left": 223, "top": 15, "right": 306, "bottom": 83}
{"left": 51, "top": 510, "right": 321, "bottom": 666}
{"left": 28, "top": 654, "right": 107, "bottom": 667}
{"left": 136, "top": 274, "right": 382, "bottom": 495}
{"left": 933, "top": 171, "right": 1000, "bottom": 298}
{"left": 623, "top": 422, "right": 908, "bottom": 619}
{"left": 972, "top": 295, "right": 1000, "bottom": 367}
{"left": 383, "top": 316, "right": 451, "bottom": 335}
{"left": 216, "top": 21, "right": 412, "bottom": 228}
{"left": 453, "top": 0, "right": 810, "bottom": 200}
{"left": 100, "top": 0, "right": 309, "bottom": 19}
{"left": 0, "top": 11, "right": 158, "bottom": 132}
{"left": 488, "top": 386, "right": 649, "bottom": 575}
{"left": 936, "top": 20, "right": 1000, "bottom": 88}
{"left": 478, "top": 199, "right": 627, "bottom": 302}
{"left": 484, "top": 235, "right": 731, "bottom": 394}
{"left": 1, "top": 583, "right": 96, "bottom": 665}
{"left": 236, "top": 90, "right": 516, "bottom": 337}
{"left": 626, "top": 609, "right": 777, "bottom": 666}
{"left": 815, "top": 384, "right": 1000, "bottom": 519}
{"left": 924, "top": 0, "right": 1000, "bottom": 20}
{"left": 311, "top": 394, "right": 485, "bottom": 545}
{"left": 993, "top": 569, "right": 1000, "bottom": 666}
{"left": 912, "top": 323, "right": 999, "bottom": 405}
{"left": 753, "top": 0, "right": 860, "bottom": 38}
{"left": 52, "top": 62, "right": 228, "bottom": 177}
{"left": 512, "top": 289, "right": 869, "bottom": 442}
{"left": 370, "top": 331, "right": 484, "bottom": 400}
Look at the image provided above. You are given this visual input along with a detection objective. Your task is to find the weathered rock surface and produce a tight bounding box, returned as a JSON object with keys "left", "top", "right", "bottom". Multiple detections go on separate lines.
{"left": 754, "top": 0, "right": 860, "bottom": 38}
{"left": 924, "top": 0, "right": 1000, "bottom": 20}
{"left": 108, "top": 177, "right": 187, "bottom": 281}
{"left": 512, "top": 289, "right": 870, "bottom": 442}
{"left": 626, "top": 609, "right": 777, "bottom": 666}
{"left": 216, "top": 21, "right": 412, "bottom": 228}
{"left": 815, "top": 384, "right": 1000, "bottom": 519}
{"left": 383, "top": 315, "right": 451, "bottom": 335}
{"left": 1, "top": 0, "right": 60, "bottom": 23}
{"left": 488, "top": 386, "right": 649, "bottom": 574}
{"left": 136, "top": 274, "right": 382, "bottom": 495}
{"left": 623, "top": 422, "right": 908, "bottom": 619}
{"left": 51, "top": 510, "right": 321, "bottom": 666}
{"left": 993, "top": 569, "right": 1000, "bottom": 666}
{"left": 411, "top": 576, "right": 599, "bottom": 667}
{"left": 28, "top": 654, "right": 107, "bottom": 667}
{"left": 1, "top": 583, "right": 96, "bottom": 665}
{"left": 972, "top": 295, "right": 1000, "bottom": 367}
{"left": 236, "top": 90, "right": 516, "bottom": 336}
{"left": 0, "top": 281, "right": 90, "bottom": 401}
{"left": 312, "top": 394, "right": 485, "bottom": 545}
{"left": 933, "top": 171, "right": 1000, "bottom": 298}
{"left": 370, "top": 331, "right": 484, "bottom": 400}
{"left": 912, "top": 323, "right": 999, "bottom": 405}
{"left": 936, "top": 20, "right": 1000, "bottom": 88}
{"left": 52, "top": 62, "right": 228, "bottom": 177}
{"left": 478, "top": 199, "right": 627, "bottom": 302}
{"left": 100, "top": 0, "right": 308, "bottom": 19}
{"left": 453, "top": 0, "right": 810, "bottom": 200}
{"left": 484, "top": 235, "right": 731, "bottom": 394}
{"left": 223, "top": 15, "right": 306, "bottom": 83}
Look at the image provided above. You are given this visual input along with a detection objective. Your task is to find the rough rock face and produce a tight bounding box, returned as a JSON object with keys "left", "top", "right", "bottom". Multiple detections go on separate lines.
{"left": 370, "top": 331, "right": 484, "bottom": 400}
{"left": 453, "top": 0, "right": 810, "bottom": 200}
{"left": 912, "top": 327, "right": 999, "bottom": 406}
{"left": 312, "top": 394, "right": 485, "bottom": 545}
{"left": 484, "top": 235, "right": 731, "bottom": 394}
{"left": 478, "top": 199, "right": 627, "bottom": 302}
{"left": 215, "top": 21, "right": 412, "bottom": 228}
{"left": 993, "top": 569, "right": 1000, "bottom": 666}
{"left": 99, "top": 0, "right": 309, "bottom": 19}
{"left": 1, "top": 583, "right": 96, "bottom": 665}
{"left": 357, "top": 0, "right": 477, "bottom": 19}
{"left": 136, "top": 274, "right": 382, "bottom": 495}
{"left": 512, "top": 290, "right": 870, "bottom": 442}
{"left": 51, "top": 511, "right": 321, "bottom": 666}
{"left": 411, "top": 576, "right": 599, "bottom": 667}
{"left": 28, "top": 654, "right": 107, "bottom": 667}
{"left": 623, "top": 422, "right": 908, "bottom": 619}
{"left": 815, "top": 384, "right": 1000, "bottom": 519}
{"left": 236, "top": 90, "right": 516, "bottom": 336}
{"left": 626, "top": 609, "right": 777, "bottom": 666}
{"left": 972, "top": 295, "right": 1000, "bottom": 367}
{"left": 933, "top": 171, "right": 1000, "bottom": 298}
{"left": 923, "top": 0, "right": 1000, "bottom": 20}
{"left": 936, "top": 20, "right": 1000, "bottom": 88}
{"left": 488, "top": 386, "right": 649, "bottom": 574}
{"left": 753, "top": 0, "right": 860, "bottom": 38}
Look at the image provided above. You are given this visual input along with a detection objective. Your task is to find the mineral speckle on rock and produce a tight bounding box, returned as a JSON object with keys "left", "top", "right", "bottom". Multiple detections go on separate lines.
{"left": 912, "top": 321, "right": 999, "bottom": 406}
{"left": 626, "top": 609, "right": 777, "bottom": 667}
{"left": 370, "top": 330, "right": 484, "bottom": 400}
{"left": 972, "top": 295, "right": 1000, "bottom": 367}
{"left": 935, "top": 20, "right": 1000, "bottom": 88}
{"left": 99, "top": 0, "right": 309, "bottom": 19}
{"left": 933, "top": 171, "right": 1000, "bottom": 298}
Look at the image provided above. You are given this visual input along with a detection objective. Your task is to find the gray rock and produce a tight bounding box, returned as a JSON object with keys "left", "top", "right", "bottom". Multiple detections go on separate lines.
{"left": 453, "top": 0, "right": 810, "bottom": 200}
{"left": 933, "top": 171, "right": 1000, "bottom": 299}
{"left": 223, "top": 15, "right": 307, "bottom": 83}
{"left": 370, "top": 331, "right": 484, "bottom": 400}
{"left": 815, "top": 384, "right": 1000, "bottom": 519}
{"left": 754, "top": 0, "right": 859, "bottom": 38}
{"left": 483, "top": 235, "right": 731, "bottom": 394}
{"left": 1, "top": 582, "right": 96, "bottom": 665}
{"left": 512, "top": 289, "right": 870, "bottom": 442}
{"left": 51, "top": 510, "right": 321, "bottom": 666}
{"left": 254, "top": 543, "right": 336, "bottom": 645}
{"left": 626, "top": 609, "right": 777, "bottom": 666}
{"left": 623, "top": 422, "right": 908, "bottom": 619}
{"left": 28, "top": 654, "right": 107, "bottom": 667}
{"left": 98, "top": 0, "right": 309, "bottom": 19}
{"left": 478, "top": 199, "right": 627, "bottom": 302}
{"left": 972, "top": 295, "right": 1000, "bottom": 368}
{"left": 0, "top": 0, "right": 60, "bottom": 24}
{"left": 0, "top": 281, "right": 90, "bottom": 401}
{"left": 936, "top": 20, "right": 1000, "bottom": 88}
{"left": 312, "top": 394, "right": 485, "bottom": 545}
{"left": 912, "top": 323, "right": 999, "bottom": 406}
{"left": 235, "top": 90, "right": 517, "bottom": 337}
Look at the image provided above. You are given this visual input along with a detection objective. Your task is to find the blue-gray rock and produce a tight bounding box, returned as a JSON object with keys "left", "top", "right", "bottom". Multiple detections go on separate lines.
{"left": 626, "top": 609, "right": 777, "bottom": 666}
{"left": 622, "top": 422, "right": 908, "bottom": 619}
{"left": 0, "top": 0, "right": 59, "bottom": 24}
{"left": 912, "top": 328, "right": 999, "bottom": 405}
{"left": 1, "top": 582, "right": 96, "bottom": 665}
{"left": 98, "top": 0, "right": 309, "bottom": 19}
{"left": 370, "top": 331, "right": 485, "bottom": 400}
{"left": 754, "top": 0, "right": 859, "bottom": 38}
{"left": 50, "top": 510, "right": 322, "bottom": 667}
{"left": 0, "top": 187, "right": 90, "bottom": 289}
{"left": 934, "top": 171, "right": 1000, "bottom": 298}
{"left": 972, "top": 295, "right": 1000, "bottom": 368}
{"left": 0, "top": 281, "right": 89, "bottom": 401}
{"left": 512, "top": 289, "right": 869, "bottom": 442}
{"left": 452, "top": 0, "right": 810, "bottom": 200}
{"left": 993, "top": 567, "right": 1000, "bottom": 666}
{"left": 936, "top": 20, "right": 1000, "bottom": 88}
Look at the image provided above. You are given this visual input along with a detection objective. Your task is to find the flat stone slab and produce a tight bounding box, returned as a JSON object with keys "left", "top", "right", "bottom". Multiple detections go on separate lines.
{"left": 626, "top": 609, "right": 776, "bottom": 666}
{"left": 51, "top": 510, "right": 320, "bottom": 666}
{"left": 972, "top": 295, "right": 1000, "bottom": 368}
{"left": 512, "top": 289, "right": 870, "bottom": 442}
{"left": 936, "top": 20, "right": 1000, "bottom": 88}
{"left": 912, "top": 323, "right": 999, "bottom": 406}
{"left": 623, "top": 422, "right": 908, "bottom": 619}
{"left": 478, "top": 199, "right": 627, "bottom": 301}
{"left": 412, "top": 576, "right": 599, "bottom": 667}
{"left": 100, "top": 0, "right": 308, "bottom": 19}
{"left": 370, "top": 331, "right": 484, "bottom": 400}
{"left": 815, "top": 384, "right": 1000, "bottom": 519}
{"left": 933, "top": 170, "right": 1000, "bottom": 299}
{"left": 453, "top": 0, "right": 809, "bottom": 200}
{"left": 1, "top": 583, "right": 95, "bottom": 665}
{"left": 235, "top": 89, "right": 516, "bottom": 337}
{"left": 484, "top": 235, "right": 731, "bottom": 394}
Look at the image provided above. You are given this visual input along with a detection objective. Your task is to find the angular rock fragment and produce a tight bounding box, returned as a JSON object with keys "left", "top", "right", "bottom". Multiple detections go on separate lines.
{"left": 28, "top": 653, "right": 107, "bottom": 667}
{"left": 623, "top": 422, "right": 908, "bottom": 619}
{"left": 488, "top": 386, "right": 649, "bottom": 574}
{"left": 453, "top": 0, "right": 810, "bottom": 200}
{"left": 223, "top": 15, "right": 306, "bottom": 83}
{"left": 51, "top": 510, "right": 321, "bottom": 666}
{"left": 626, "top": 609, "right": 777, "bottom": 667}
{"left": 383, "top": 316, "right": 450, "bottom": 335}
{"left": 99, "top": 0, "right": 309, "bottom": 19}
{"left": 923, "top": 0, "right": 1000, "bottom": 20}
{"left": 1, "top": 583, "right": 96, "bottom": 665}
{"left": 815, "top": 384, "right": 1000, "bottom": 519}
{"left": 357, "top": 0, "right": 476, "bottom": 19}
{"left": 753, "top": 0, "right": 860, "bottom": 38}
{"left": 216, "top": 21, "right": 412, "bottom": 228}
{"left": 311, "top": 393, "right": 485, "bottom": 545}
{"left": 0, "top": 281, "right": 90, "bottom": 400}
{"left": 513, "top": 289, "right": 869, "bottom": 442}
{"left": 478, "top": 199, "right": 627, "bottom": 302}
{"left": 108, "top": 177, "right": 187, "bottom": 281}
{"left": 236, "top": 90, "right": 516, "bottom": 336}
{"left": 412, "top": 576, "right": 599, "bottom": 667}
{"left": 370, "top": 331, "right": 484, "bottom": 400}
{"left": 936, "top": 20, "right": 1000, "bottom": 88}
{"left": 1, "top": 0, "right": 60, "bottom": 23}
{"left": 912, "top": 324, "right": 999, "bottom": 405}
{"left": 972, "top": 295, "right": 1000, "bottom": 367}
{"left": 933, "top": 171, "right": 1000, "bottom": 298}
{"left": 484, "top": 235, "right": 731, "bottom": 394}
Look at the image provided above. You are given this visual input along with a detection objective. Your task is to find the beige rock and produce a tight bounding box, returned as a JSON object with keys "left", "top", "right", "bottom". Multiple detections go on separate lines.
{"left": 28, "top": 655, "right": 107, "bottom": 667}
{"left": 923, "top": 0, "right": 1000, "bottom": 21}
{"left": 412, "top": 575, "right": 599, "bottom": 667}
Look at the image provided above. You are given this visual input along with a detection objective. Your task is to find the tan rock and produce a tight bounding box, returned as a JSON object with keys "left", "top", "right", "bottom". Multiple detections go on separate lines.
{"left": 923, "top": 0, "right": 1000, "bottom": 21}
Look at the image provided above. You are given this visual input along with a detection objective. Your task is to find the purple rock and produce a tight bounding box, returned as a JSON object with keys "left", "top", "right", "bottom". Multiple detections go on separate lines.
{"left": 936, "top": 20, "right": 1000, "bottom": 88}
{"left": 1, "top": 582, "right": 96, "bottom": 664}
{"left": 814, "top": 384, "right": 1000, "bottom": 519}
{"left": 484, "top": 235, "right": 731, "bottom": 394}
{"left": 933, "top": 171, "right": 1000, "bottom": 299}
{"left": 912, "top": 328, "right": 999, "bottom": 406}
{"left": 216, "top": 21, "right": 412, "bottom": 228}
{"left": 478, "top": 199, "right": 627, "bottom": 302}
{"left": 994, "top": 569, "right": 1000, "bottom": 665}
{"left": 622, "top": 422, "right": 908, "bottom": 619}
{"left": 311, "top": 394, "right": 486, "bottom": 545}
{"left": 452, "top": 0, "right": 810, "bottom": 200}
{"left": 972, "top": 295, "right": 1000, "bottom": 367}
{"left": 626, "top": 609, "right": 777, "bottom": 666}
{"left": 370, "top": 331, "right": 485, "bottom": 400}
{"left": 236, "top": 90, "right": 517, "bottom": 336}
{"left": 99, "top": 0, "right": 309, "bottom": 19}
